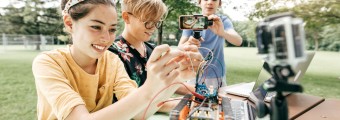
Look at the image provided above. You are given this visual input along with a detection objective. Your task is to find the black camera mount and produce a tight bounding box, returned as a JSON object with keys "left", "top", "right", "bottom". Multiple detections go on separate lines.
{"left": 257, "top": 64, "right": 303, "bottom": 120}
{"left": 255, "top": 12, "right": 306, "bottom": 120}
{"left": 193, "top": 31, "right": 202, "bottom": 39}
{"left": 192, "top": 14, "right": 213, "bottom": 39}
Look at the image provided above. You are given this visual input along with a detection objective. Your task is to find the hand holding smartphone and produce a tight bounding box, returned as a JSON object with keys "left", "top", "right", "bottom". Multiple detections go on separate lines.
{"left": 179, "top": 15, "right": 213, "bottom": 30}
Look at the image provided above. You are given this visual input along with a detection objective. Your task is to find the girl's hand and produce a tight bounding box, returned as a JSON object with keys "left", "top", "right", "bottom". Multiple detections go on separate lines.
{"left": 144, "top": 44, "right": 184, "bottom": 94}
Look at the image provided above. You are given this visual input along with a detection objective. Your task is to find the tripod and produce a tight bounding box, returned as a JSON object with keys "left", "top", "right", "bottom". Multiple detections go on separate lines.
{"left": 257, "top": 65, "right": 303, "bottom": 120}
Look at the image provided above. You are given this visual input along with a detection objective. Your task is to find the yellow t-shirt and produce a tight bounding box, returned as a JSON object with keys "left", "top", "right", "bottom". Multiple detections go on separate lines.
{"left": 32, "top": 46, "right": 137, "bottom": 120}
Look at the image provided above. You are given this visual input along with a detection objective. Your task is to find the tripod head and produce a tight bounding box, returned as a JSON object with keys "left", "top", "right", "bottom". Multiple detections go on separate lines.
{"left": 193, "top": 31, "right": 202, "bottom": 39}
{"left": 255, "top": 12, "right": 307, "bottom": 120}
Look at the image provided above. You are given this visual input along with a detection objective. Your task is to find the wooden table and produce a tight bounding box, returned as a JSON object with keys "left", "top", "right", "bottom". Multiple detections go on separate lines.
{"left": 285, "top": 93, "right": 324, "bottom": 119}
{"left": 296, "top": 99, "right": 340, "bottom": 120}
{"left": 220, "top": 85, "right": 326, "bottom": 119}
{"left": 150, "top": 84, "right": 330, "bottom": 120}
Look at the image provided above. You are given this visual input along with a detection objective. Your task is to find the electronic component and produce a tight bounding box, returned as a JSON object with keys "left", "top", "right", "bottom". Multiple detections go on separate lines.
{"left": 195, "top": 84, "right": 218, "bottom": 104}
{"left": 170, "top": 94, "right": 235, "bottom": 120}
{"left": 169, "top": 94, "right": 193, "bottom": 120}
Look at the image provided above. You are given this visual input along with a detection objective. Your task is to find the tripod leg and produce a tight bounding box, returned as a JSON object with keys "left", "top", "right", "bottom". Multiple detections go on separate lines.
{"left": 270, "top": 92, "right": 288, "bottom": 120}
{"left": 256, "top": 100, "right": 269, "bottom": 118}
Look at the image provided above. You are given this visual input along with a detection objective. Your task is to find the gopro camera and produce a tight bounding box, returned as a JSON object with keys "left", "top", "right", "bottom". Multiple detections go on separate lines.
{"left": 179, "top": 15, "right": 213, "bottom": 30}
{"left": 256, "top": 12, "right": 306, "bottom": 68}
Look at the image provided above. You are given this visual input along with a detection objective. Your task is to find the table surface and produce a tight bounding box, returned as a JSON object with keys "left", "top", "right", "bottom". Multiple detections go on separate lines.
{"left": 296, "top": 99, "right": 340, "bottom": 120}
{"left": 149, "top": 83, "right": 331, "bottom": 120}
{"left": 286, "top": 93, "right": 325, "bottom": 119}
{"left": 220, "top": 85, "right": 325, "bottom": 119}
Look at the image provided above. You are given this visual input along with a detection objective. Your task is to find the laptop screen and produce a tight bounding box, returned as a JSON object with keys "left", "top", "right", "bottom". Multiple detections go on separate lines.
{"left": 251, "top": 63, "right": 272, "bottom": 101}
{"left": 250, "top": 52, "right": 315, "bottom": 102}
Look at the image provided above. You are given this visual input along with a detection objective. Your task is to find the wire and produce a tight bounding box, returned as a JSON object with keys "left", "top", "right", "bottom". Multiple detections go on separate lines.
{"left": 197, "top": 56, "right": 225, "bottom": 88}
{"left": 198, "top": 47, "right": 214, "bottom": 60}
{"left": 200, "top": 64, "right": 221, "bottom": 88}
{"left": 142, "top": 82, "right": 205, "bottom": 120}
{"left": 157, "top": 98, "right": 191, "bottom": 107}
{"left": 207, "top": 65, "right": 223, "bottom": 88}
{"left": 157, "top": 97, "right": 203, "bottom": 107}
{"left": 212, "top": 56, "right": 225, "bottom": 78}
{"left": 197, "top": 47, "right": 214, "bottom": 70}
{"left": 186, "top": 97, "right": 208, "bottom": 119}
{"left": 142, "top": 47, "right": 221, "bottom": 119}
{"left": 186, "top": 52, "right": 196, "bottom": 73}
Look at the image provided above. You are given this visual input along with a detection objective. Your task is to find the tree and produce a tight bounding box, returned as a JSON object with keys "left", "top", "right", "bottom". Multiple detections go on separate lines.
{"left": 1, "top": 0, "right": 63, "bottom": 50}
{"left": 249, "top": 0, "right": 340, "bottom": 51}
{"left": 320, "top": 24, "right": 340, "bottom": 51}
{"left": 233, "top": 21, "right": 256, "bottom": 47}
{"left": 157, "top": 0, "right": 200, "bottom": 45}
{"left": 0, "top": 5, "right": 25, "bottom": 34}
{"left": 113, "top": 1, "right": 125, "bottom": 36}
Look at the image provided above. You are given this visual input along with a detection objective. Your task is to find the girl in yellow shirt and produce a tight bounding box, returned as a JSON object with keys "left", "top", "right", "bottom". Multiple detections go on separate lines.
{"left": 32, "top": 0, "right": 202, "bottom": 120}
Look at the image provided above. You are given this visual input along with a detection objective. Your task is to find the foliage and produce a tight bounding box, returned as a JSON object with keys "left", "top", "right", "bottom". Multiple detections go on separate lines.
{"left": 0, "top": 6, "right": 25, "bottom": 34}
{"left": 248, "top": 0, "right": 340, "bottom": 51}
{"left": 233, "top": 21, "right": 257, "bottom": 47}
{"left": 319, "top": 24, "right": 340, "bottom": 51}
{"left": 112, "top": 1, "right": 125, "bottom": 36}
{"left": 163, "top": 0, "right": 200, "bottom": 34}
{"left": 0, "top": 0, "right": 64, "bottom": 49}
{"left": 157, "top": 0, "right": 200, "bottom": 44}
{"left": 0, "top": 0, "right": 62, "bottom": 35}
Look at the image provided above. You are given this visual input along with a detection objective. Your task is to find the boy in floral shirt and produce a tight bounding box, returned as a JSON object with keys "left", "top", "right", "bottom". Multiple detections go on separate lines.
{"left": 108, "top": 0, "right": 196, "bottom": 95}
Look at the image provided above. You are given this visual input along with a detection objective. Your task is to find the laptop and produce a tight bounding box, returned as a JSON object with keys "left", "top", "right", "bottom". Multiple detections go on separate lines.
{"left": 225, "top": 63, "right": 272, "bottom": 98}
{"left": 222, "top": 52, "right": 315, "bottom": 120}
{"left": 226, "top": 52, "right": 315, "bottom": 102}
{"left": 250, "top": 51, "right": 315, "bottom": 103}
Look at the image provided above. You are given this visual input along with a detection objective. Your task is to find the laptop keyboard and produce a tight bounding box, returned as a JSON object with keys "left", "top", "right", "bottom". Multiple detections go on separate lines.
{"left": 230, "top": 100, "right": 247, "bottom": 120}
{"left": 222, "top": 97, "right": 249, "bottom": 120}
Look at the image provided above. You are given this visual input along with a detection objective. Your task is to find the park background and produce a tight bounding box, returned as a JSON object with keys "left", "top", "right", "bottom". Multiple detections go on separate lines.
{"left": 0, "top": 0, "right": 339, "bottom": 119}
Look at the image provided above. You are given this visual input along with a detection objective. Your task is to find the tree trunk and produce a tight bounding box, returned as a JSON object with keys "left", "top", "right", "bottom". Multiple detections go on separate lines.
{"left": 36, "top": 35, "right": 41, "bottom": 51}
{"left": 157, "top": 23, "right": 163, "bottom": 45}
{"left": 35, "top": 13, "right": 41, "bottom": 51}
{"left": 313, "top": 34, "right": 319, "bottom": 51}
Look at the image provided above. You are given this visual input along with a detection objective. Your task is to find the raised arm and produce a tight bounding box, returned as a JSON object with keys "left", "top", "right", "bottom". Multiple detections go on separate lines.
{"left": 208, "top": 14, "right": 243, "bottom": 46}
{"left": 134, "top": 44, "right": 203, "bottom": 119}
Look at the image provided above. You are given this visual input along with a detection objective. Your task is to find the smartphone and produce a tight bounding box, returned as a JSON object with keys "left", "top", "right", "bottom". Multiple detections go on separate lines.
{"left": 179, "top": 15, "right": 213, "bottom": 30}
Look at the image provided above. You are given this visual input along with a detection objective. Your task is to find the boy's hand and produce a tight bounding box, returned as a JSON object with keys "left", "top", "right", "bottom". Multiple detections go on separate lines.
{"left": 176, "top": 45, "right": 203, "bottom": 81}
{"left": 208, "top": 14, "right": 225, "bottom": 37}
{"left": 182, "top": 36, "right": 203, "bottom": 47}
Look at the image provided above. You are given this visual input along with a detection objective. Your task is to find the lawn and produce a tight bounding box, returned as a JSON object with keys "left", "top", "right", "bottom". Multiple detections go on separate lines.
{"left": 0, "top": 47, "right": 339, "bottom": 120}
{"left": 224, "top": 48, "right": 340, "bottom": 99}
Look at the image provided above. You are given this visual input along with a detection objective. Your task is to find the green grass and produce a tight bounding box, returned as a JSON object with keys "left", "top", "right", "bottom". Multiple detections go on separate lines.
{"left": 224, "top": 48, "right": 340, "bottom": 99}
{"left": 0, "top": 50, "right": 40, "bottom": 120}
{"left": 0, "top": 47, "right": 339, "bottom": 119}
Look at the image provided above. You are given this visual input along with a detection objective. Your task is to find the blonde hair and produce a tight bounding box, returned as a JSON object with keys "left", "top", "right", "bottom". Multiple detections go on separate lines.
{"left": 121, "top": 0, "right": 167, "bottom": 21}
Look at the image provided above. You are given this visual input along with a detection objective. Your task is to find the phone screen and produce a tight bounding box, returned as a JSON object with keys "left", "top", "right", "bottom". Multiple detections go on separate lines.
{"left": 179, "top": 15, "right": 208, "bottom": 30}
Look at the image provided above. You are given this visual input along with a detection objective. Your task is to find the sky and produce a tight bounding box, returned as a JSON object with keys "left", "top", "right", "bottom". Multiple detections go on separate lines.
{"left": 221, "top": 0, "right": 260, "bottom": 21}
{"left": 0, "top": 0, "right": 24, "bottom": 8}
{"left": 0, "top": 0, "right": 59, "bottom": 8}
{"left": 0, "top": 0, "right": 259, "bottom": 21}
